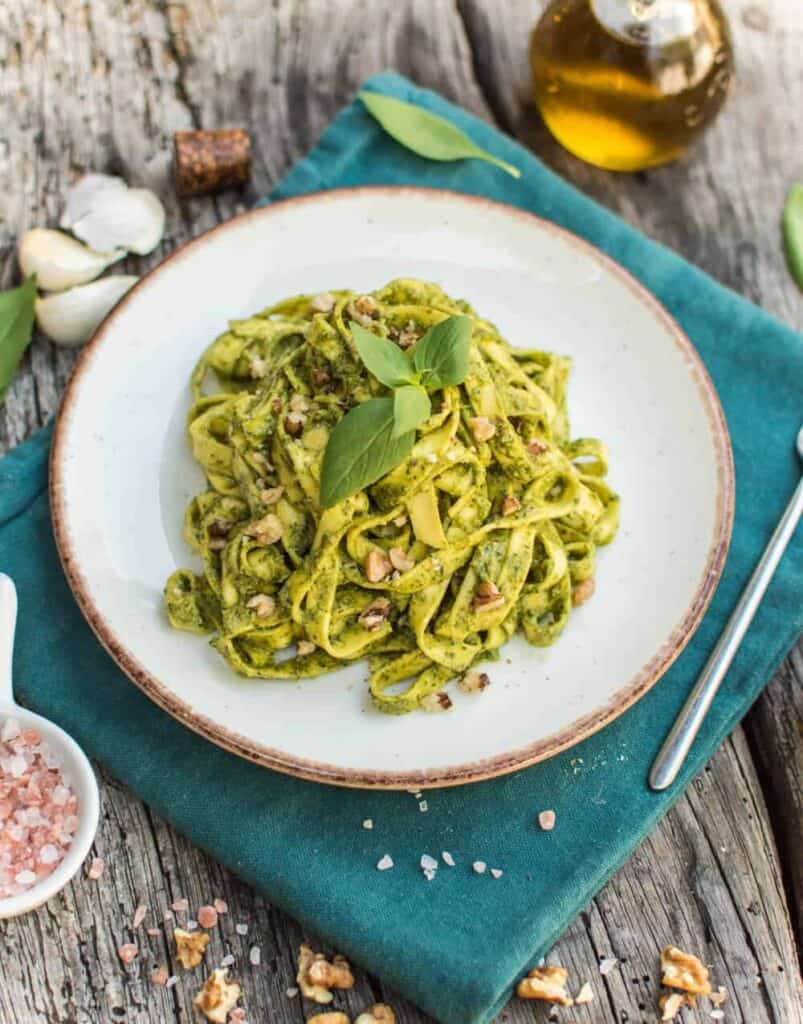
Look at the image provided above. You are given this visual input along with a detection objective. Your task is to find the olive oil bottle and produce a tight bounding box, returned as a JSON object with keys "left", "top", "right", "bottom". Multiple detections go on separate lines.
{"left": 530, "top": 0, "right": 734, "bottom": 171}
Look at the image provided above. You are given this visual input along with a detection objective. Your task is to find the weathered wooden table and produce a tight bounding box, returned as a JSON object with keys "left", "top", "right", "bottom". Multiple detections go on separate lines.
{"left": 1, "top": 2, "right": 800, "bottom": 1021}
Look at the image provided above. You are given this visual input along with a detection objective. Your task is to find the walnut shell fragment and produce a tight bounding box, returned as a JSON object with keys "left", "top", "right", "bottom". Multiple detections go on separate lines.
{"left": 174, "top": 130, "right": 251, "bottom": 197}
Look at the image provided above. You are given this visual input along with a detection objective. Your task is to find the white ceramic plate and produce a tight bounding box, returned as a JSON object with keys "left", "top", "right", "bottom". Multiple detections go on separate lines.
{"left": 51, "top": 188, "right": 733, "bottom": 789}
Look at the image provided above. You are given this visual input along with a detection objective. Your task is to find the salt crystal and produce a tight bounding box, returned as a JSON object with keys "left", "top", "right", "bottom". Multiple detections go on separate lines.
{"left": 87, "top": 857, "right": 105, "bottom": 880}
{"left": 151, "top": 966, "right": 168, "bottom": 985}
{"left": 185, "top": 919, "right": 198, "bottom": 930}
{"left": 9, "top": 756, "right": 27, "bottom": 778}
{"left": 117, "top": 943, "right": 138, "bottom": 964}
{"left": 490, "top": 868, "right": 503, "bottom": 879}
{"left": 538, "top": 809, "right": 556, "bottom": 831}
{"left": 147, "top": 928, "right": 161, "bottom": 937}
{"left": 21, "top": 729, "right": 41, "bottom": 745}
{"left": 0, "top": 718, "right": 20, "bottom": 742}
{"left": 377, "top": 854, "right": 394, "bottom": 871}
{"left": 419, "top": 801, "right": 428, "bottom": 813}
{"left": 39, "top": 844, "right": 59, "bottom": 865}
{"left": 472, "top": 861, "right": 487, "bottom": 874}
{"left": 15, "top": 870, "right": 36, "bottom": 886}
{"left": 171, "top": 897, "right": 189, "bottom": 912}
{"left": 235, "top": 922, "right": 249, "bottom": 936}
{"left": 132, "top": 903, "right": 147, "bottom": 928}
{"left": 286, "top": 986, "right": 299, "bottom": 998}
{"left": 598, "top": 957, "right": 617, "bottom": 975}
{"left": 710, "top": 1012, "right": 725, "bottom": 1021}
{"left": 220, "top": 953, "right": 236, "bottom": 968}
{"left": 51, "top": 786, "right": 71, "bottom": 807}
{"left": 165, "top": 975, "right": 179, "bottom": 989}
{"left": 420, "top": 854, "right": 438, "bottom": 872}
{"left": 362, "top": 819, "right": 374, "bottom": 830}
{"left": 249, "top": 945, "right": 261, "bottom": 966}
{"left": 213, "top": 898, "right": 228, "bottom": 914}
{"left": 197, "top": 905, "right": 219, "bottom": 929}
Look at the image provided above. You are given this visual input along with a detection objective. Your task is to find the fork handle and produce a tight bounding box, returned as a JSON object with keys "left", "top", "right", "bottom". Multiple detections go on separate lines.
{"left": 0, "top": 574, "right": 18, "bottom": 704}
{"left": 649, "top": 476, "right": 803, "bottom": 791}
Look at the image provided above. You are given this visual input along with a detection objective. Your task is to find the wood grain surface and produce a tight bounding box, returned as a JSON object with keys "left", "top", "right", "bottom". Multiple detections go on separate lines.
{"left": 0, "top": 1, "right": 801, "bottom": 1022}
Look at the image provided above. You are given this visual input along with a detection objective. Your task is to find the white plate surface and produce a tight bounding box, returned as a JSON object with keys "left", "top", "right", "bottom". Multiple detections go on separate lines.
{"left": 51, "top": 188, "right": 733, "bottom": 788}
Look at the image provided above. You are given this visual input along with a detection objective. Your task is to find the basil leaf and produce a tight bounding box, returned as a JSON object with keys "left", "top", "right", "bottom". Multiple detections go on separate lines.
{"left": 320, "top": 397, "right": 415, "bottom": 507}
{"left": 0, "top": 276, "right": 36, "bottom": 404}
{"left": 359, "top": 91, "right": 521, "bottom": 180}
{"left": 783, "top": 183, "right": 803, "bottom": 292}
{"left": 351, "top": 321, "right": 415, "bottom": 388}
{"left": 392, "top": 384, "right": 431, "bottom": 438}
{"left": 413, "top": 314, "right": 472, "bottom": 389}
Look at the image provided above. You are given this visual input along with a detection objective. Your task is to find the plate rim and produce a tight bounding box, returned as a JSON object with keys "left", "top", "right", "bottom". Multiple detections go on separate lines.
{"left": 50, "top": 185, "right": 735, "bottom": 789}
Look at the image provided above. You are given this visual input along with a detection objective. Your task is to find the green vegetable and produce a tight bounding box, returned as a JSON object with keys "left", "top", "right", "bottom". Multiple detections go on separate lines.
{"left": 0, "top": 276, "right": 36, "bottom": 403}
{"left": 351, "top": 322, "right": 415, "bottom": 387}
{"left": 319, "top": 397, "right": 415, "bottom": 508}
{"left": 413, "top": 314, "right": 472, "bottom": 388}
{"left": 783, "top": 183, "right": 803, "bottom": 291}
{"left": 359, "top": 91, "right": 521, "bottom": 180}
{"left": 393, "top": 384, "right": 431, "bottom": 437}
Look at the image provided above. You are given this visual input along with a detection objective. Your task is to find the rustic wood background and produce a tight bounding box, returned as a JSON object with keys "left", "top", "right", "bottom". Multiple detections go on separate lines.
{"left": 1, "top": 1, "right": 801, "bottom": 1022}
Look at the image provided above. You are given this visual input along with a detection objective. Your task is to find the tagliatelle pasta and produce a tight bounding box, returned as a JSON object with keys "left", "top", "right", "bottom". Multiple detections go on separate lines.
{"left": 164, "top": 279, "right": 619, "bottom": 713}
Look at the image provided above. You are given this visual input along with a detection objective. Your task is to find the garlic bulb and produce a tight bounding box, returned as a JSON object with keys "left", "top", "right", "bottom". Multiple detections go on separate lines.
{"left": 71, "top": 187, "right": 166, "bottom": 256}
{"left": 17, "top": 229, "right": 124, "bottom": 292}
{"left": 60, "top": 173, "right": 127, "bottom": 229}
{"left": 35, "top": 275, "right": 138, "bottom": 347}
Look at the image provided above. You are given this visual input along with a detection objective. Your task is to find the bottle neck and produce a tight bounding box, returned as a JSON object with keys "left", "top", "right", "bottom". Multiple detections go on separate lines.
{"left": 590, "top": 0, "right": 700, "bottom": 46}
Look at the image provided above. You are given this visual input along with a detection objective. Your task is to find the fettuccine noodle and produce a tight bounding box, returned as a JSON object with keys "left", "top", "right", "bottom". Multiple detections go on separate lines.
{"left": 164, "top": 279, "right": 619, "bottom": 713}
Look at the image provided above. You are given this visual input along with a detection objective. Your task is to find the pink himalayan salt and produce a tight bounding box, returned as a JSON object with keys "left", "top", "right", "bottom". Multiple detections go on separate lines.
{"left": 132, "top": 903, "right": 148, "bottom": 928}
{"left": 118, "top": 943, "right": 139, "bottom": 964}
{"left": 171, "top": 897, "right": 189, "bottom": 912}
{"left": 87, "top": 857, "right": 105, "bottom": 880}
{"left": 197, "top": 904, "right": 218, "bottom": 929}
{"left": 0, "top": 718, "right": 79, "bottom": 900}
{"left": 213, "top": 898, "right": 228, "bottom": 914}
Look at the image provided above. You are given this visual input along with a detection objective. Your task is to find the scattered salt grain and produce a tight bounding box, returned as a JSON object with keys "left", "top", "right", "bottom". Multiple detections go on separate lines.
{"left": 39, "top": 844, "right": 59, "bottom": 865}
{"left": 442, "top": 851, "right": 455, "bottom": 867}
{"left": 197, "top": 905, "right": 219, "bottom": 929}
{"left": 377, "top": 854, "right": 394, "bottom": 871}
{"left": 419, "top": 800, "right": 428, "bottom": 813}
{"left": 165, "top": 974, "right": 179, "bottom": 989}
{"left": 362, "top": 819, "right": 373, "bottom": 830}
{"left": 538, "top": 809, "right": 556, "bottom": 831}
{"left": 185, "top": 919, "right": 198, "bottom": 930}
{"left": 249, "top": 945, "right": 261, "bottom": 966}
{"left": 87, "top": 857, "right": 105, "bottom": 880}
{"left": 286, "top": 986, "right": 299, "bottom": 998}
{"left": 213, "top": 898, "right": 228, "bottom": 914}
{"left": 171, "top": 897, "right": 189, "bottom": 912}
{"left": 15, "top": 870, "right": 36, "bottom": 886}
{"left": 132, "top": 903, "right": 147, "bottom": 928}
{"left": 490, "top": 868, "right": 503, "bottom": 879}
{"left": 598, "top": 957, "right": 617, "bottom": 976}
{"left": 710, "top": 1012, "right": 725, "bottom": 1021}
{"left": 147, "top": 928, "right": 162, "bottom": 937}
{"left": 117, "top": 943, "right": 138, "bottom": 964}
{"left": 574, "top": 982, "right": 593, "bottom": 1004}
{"left": 472, "top": 861, "right": 487, "bottom": 875}
{"left": 0, "top": 718, "right": 20, "bottom": 742}
{"left": 220, "top": 953, "right": 236, "bottom": 968}
{"left": 229, "top": 1010, "right": 247, "bottom": 1024}
{"left": 235, "top": 922, "right": 249, "bottom": 936}
{"left": 151, "top": 966, "right": 168, "bottom": 986}
{"left": 420, "top": 854, "right": 438, "bottom": 881}
{"left": 51, "top": 785, "right": 71, "bottom": 806}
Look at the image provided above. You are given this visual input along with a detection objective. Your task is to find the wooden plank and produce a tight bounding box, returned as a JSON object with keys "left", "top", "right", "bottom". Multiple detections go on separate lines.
{"left": 0, "top": 0, "right": 800, "bottom": 1022}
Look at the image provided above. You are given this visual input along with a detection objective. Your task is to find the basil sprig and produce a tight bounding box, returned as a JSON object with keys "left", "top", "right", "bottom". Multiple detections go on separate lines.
{"left": 0, "top": 275, "right": 36, "bottom": 404}
{"left": 359, "top": 91, "right": 520, "bottom": 180}
{"left": 319, "top": 314, "right": 472, "bottom": 506}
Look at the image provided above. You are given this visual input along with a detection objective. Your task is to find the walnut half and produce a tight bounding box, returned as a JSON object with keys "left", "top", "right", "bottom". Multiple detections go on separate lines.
{"left": 297, "top": 944, "right": 354, "bottom": 1005}
{"left": 173, "top": 927, "right": 209, "bottom": 969}
{"left": 660, "top": 945, "right": 711, "bottom": 996}
{"left": 516, "top": 965, "right": 574, "bottom": 1006}
{"left": 193, "top": 968, "right": 241, "bottom": 1023}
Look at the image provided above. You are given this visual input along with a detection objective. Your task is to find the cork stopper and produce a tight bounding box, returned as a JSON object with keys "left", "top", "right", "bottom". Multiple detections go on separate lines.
{"left": 173, "top": 130, "right": 251, "bottom": 197}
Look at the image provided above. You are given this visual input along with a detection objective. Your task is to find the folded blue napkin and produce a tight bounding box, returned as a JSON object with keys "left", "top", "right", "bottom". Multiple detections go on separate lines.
{"left": 1, "top": 72, "right": 801, "bottom": 1024}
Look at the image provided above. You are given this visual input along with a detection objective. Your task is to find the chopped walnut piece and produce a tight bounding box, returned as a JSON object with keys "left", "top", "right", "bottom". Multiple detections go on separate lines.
{"left": 297, "top": 640, "right": 316, "bottom": 656}
{"left": 245, "top": 513, "right": 283, "bottom": 545}
{"left": 308, "top": 955, "right": 354, "bottom": 991}
{"left": 396, "top": 320, "right": 419, "bottom": 350}
{"left": 421, "top": 691, "right": 453, "bottom": 712}
{"left": 388, "top": 547, "right": 415, "bottom": 572}
{"left": 260, "top": 486, "right": 284, "bottom": 505}
{"left": 193, "top": 968, "right": 241, "bottom": 1023}
{"left": 358, "top": 597, "right": 392, "bottom": 632}
{"left": 527, "top": 439, "right": 548, "bottom": 456}
{"left": 271, "top": 398, "right": 283, "bottom": 414}
{"left": 365, "top": 549, "right": 392, "bottom": 582}
{"left": 208, "top": 519, "right": 232, "bottom": 539}
{"left": 246, "top": 593, "right": 275, "bottom": 619}
{"left": 661, "top": 946, "right": 712, "bottom": 996}
{"left": 355, "top": 1005, "right": 396, "bottom": 1024}
{"left": 309, "top": 292, "right": 336, "bottom": 314}
{"left": 312, "top": 367, "right": 331, "bottom": 388}
{"left": 572, "top": 577, "right": 596, "bottom": 607}
{"left": 659, "top": 991, "right": 696, "bottom": 1020}
{"left": 174, "top": 927, "right": 210, "bottom": 969}
{"left": 468, "top": 416, "right": 496, "bottom": 442}
{"left": 709, "top": 986, "right": 728, "bottom": 1007}
{"left": 249, "top": 357, "right": 268, "bottom": 379}
{"left": 472, "top": 580, "right": 505, "bottom": 613}
{"left": 307, "top": 1015, "right": 350, "bottom": 1024}
{"left": 285, "top": 412, "right": 306, "bottom": 436}
{"left": 517, "top": 966, "right": 574, "bottom": 1006}
{"left": 290, "top": 393, "right": 310, "bottom": 414}
{"left": 348, "top": 294, "right": 379, "bottom": 326}
{"left": 501, "top": 494, "right": 521, "bottom": 516}
{"left": 296, "top": 945, "right": 347, "bottom": 1005}
{"left": 458, "top": 670, "right": 489, "bottom": 694}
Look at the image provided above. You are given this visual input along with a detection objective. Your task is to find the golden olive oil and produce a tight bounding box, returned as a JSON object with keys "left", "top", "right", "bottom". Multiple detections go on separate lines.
{"left": 530, "top": 0, "right": 734, "bottom": 171}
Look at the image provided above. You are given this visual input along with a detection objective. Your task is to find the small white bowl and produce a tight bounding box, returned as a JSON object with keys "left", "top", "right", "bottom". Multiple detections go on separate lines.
{"left": 0, "top": 574, "right": 100, "bottom": 919}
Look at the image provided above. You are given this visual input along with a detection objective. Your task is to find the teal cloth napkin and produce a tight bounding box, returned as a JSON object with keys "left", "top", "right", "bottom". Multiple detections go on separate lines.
{"left": 2, "top": 72, "right": 802, "bottom": 1024}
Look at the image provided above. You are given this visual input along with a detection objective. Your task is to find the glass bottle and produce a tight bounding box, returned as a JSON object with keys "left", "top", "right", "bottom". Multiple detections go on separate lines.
{"left": 530, "top": 0, "right": 734, "bottom": 171}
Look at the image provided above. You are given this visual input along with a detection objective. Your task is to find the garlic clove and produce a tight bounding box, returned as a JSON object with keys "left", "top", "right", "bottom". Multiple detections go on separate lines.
{"left": 35, "top": 275, "right": 138, "bottom": 347}
{"left": 60, "top": 173, "right": 128, "bottom": 229}
{"left": 71, "top": 187, "right": 166, "bottom": 256}
{"left": 17, "top": 229, "right": 125, "bottom": 292}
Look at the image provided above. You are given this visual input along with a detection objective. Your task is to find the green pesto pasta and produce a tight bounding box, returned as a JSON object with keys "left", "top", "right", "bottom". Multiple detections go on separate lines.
{"left": 164, "top": 279, "right": 619, "bottom": 713}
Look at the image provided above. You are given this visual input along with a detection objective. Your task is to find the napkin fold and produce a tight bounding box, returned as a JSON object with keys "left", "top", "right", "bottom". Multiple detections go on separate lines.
{"left": 1, "top": 72, "right": 801, "bottom": 1024}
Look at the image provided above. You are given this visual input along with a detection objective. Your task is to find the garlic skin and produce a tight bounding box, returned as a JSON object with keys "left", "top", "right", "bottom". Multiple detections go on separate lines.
{"left": 17, "top": 229, "right": 124, "bottom": 292}
{"left": 71, "top": 187, "right": 166, "bottom": 256}
{"left": 60, "top": 173, "right": 127, "bottom": 229}
{"left": 35, "top": 275, "right": 138, "bottom": 347}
